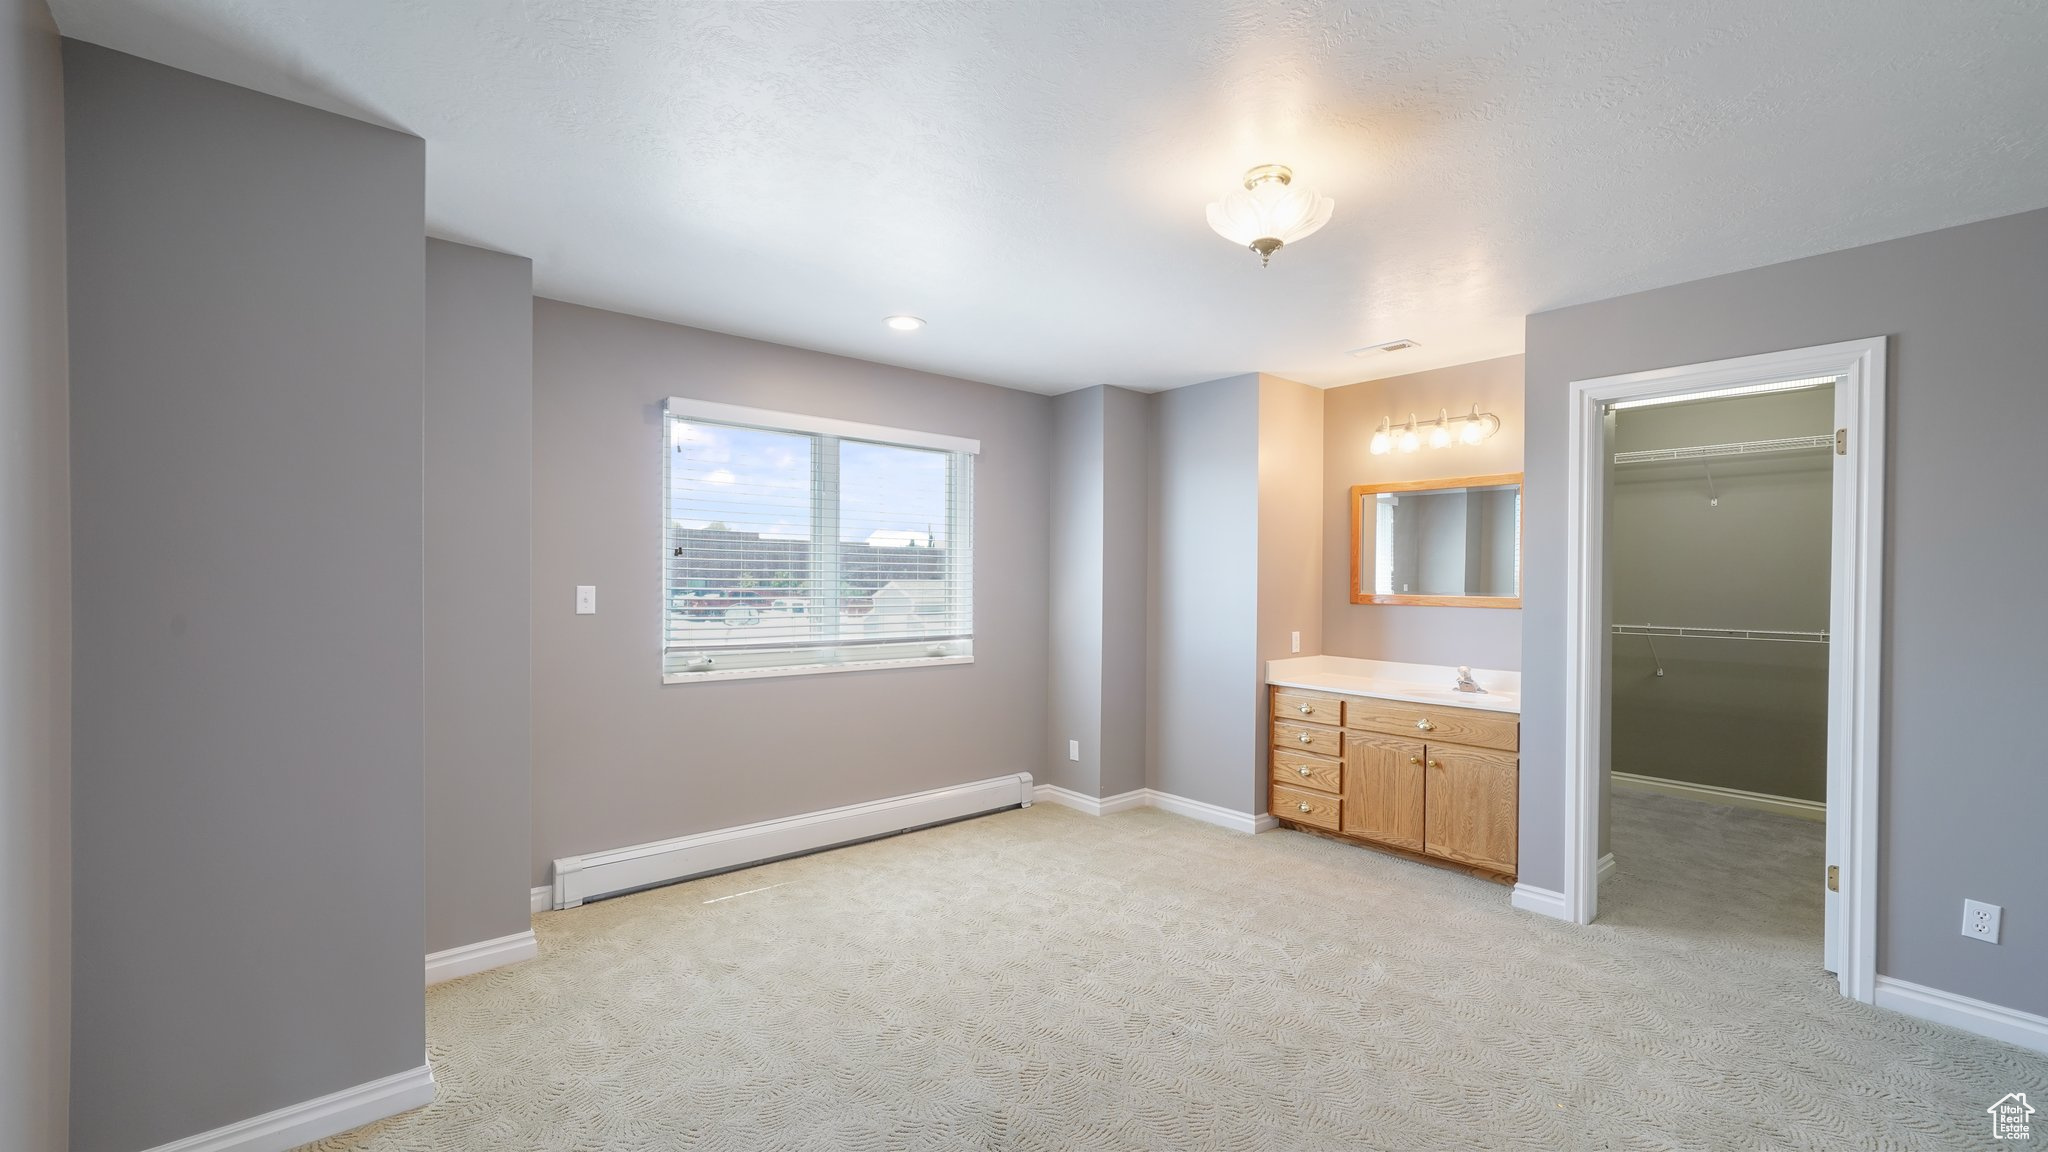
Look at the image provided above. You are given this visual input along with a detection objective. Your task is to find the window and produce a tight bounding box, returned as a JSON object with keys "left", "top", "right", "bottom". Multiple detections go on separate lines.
{"left": 662, "top": 398, "right": 975, "bottom": 682}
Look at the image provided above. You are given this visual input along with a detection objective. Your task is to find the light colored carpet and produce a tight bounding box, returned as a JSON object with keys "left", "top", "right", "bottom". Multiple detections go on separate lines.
{"left": 307, "top": 792, "right": 2044, "bottom": 1151}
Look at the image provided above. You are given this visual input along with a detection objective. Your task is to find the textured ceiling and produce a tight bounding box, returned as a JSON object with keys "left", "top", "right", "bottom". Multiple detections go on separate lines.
{"left": 48, "top": 1, "right": 2048, "bottom": 394}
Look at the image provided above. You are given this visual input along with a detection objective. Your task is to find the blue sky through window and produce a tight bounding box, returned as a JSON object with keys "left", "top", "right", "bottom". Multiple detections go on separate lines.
{"left": 669, "top": 421, "right": 949, "bottom": 545}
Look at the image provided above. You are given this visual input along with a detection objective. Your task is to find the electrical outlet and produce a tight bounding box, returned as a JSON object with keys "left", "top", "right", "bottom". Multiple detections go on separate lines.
{"left": 1067, "top": 740, "right": 1080, "bottom": 762}
{"left": 1962, "top": 899, "right": 2002, "bottom": 943}
{"left": 1290, "top": 631, "right": 1301, "bottom": 654}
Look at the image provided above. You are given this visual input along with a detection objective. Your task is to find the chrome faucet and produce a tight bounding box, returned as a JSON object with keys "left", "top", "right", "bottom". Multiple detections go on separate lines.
{"left": 1454, "top": 665, "right": 1485, "bottom": 693}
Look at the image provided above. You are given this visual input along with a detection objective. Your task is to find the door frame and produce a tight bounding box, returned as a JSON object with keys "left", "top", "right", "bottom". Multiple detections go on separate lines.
{"left": 1561, "top": 337, "right": 1886, "bottom": 1003}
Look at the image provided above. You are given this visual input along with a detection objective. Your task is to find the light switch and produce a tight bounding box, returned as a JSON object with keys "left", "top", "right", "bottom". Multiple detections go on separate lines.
{"left": 1291, "top": 631, "right": 1301, "bottom": 653}
{"left": 575, "top": 586, "right": 596, "bottom": 615}
{"left": 1068, "top": 740, "right": 1080, "bottom": 762}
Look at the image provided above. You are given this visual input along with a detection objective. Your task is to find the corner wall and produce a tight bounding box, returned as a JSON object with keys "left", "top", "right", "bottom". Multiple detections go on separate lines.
{"left": 1524, "top": 207, "right": 2048, "bottom": 1016}
{"left": 1147, "top": 374, "right": 1261, "bottom": 811}
{"left": 1256, "top": 376, "right": 1325, "bottom": 793}
{"left": 65, "top": 42, "right": 428, "bottom": 1151}
{"left": 530, "top": 299, "right": 1051, "bottom": 885}
{"left": 0, "top": 2, "right": 70, "bottom": 1148}
{"left": 1322, "top": 355, "right": 1524, "bottom": 669}
{"left": 426, "top": 239, "right": 534, "bottom": 956}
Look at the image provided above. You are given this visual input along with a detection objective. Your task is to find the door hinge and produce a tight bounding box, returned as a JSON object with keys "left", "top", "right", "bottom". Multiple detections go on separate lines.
{"left": 1835, "top": 428, "right": 1848, "bottom": 455}
{"left": 1827, "top": 864, "right": 1840, "bottom": 892}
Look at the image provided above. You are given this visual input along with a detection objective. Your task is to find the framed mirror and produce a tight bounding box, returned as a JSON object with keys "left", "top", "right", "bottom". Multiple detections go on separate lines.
{"left": 1350, "top": 473, "right": 1522, "bottom": 607}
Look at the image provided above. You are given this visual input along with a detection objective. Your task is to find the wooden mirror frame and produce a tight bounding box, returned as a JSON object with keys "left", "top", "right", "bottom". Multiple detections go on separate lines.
{"left": 1349, "top": 472, "right": 1524, "bottom": 608}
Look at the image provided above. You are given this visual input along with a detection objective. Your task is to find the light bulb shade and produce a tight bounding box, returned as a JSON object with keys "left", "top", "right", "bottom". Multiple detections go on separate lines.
{"left": 1397, "top": 426, "right": 1421, "bottom": 453}
{"left": 1428, "top": 411, "right": 1453, "bottom": 448}
{"left": 1207, "top": 168, "right": 1335, "bottom": 258}
{"left": 1459, "top": 407, "right": 1501, "bottom": 444}
{"left": 1369, "top": 430, "right": 1391, "bottom": 455}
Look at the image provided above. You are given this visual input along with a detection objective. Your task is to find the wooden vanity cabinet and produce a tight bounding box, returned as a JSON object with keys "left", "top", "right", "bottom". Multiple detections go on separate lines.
{"left": 1269, "top": 685, "right": 1519, "bottom": 881}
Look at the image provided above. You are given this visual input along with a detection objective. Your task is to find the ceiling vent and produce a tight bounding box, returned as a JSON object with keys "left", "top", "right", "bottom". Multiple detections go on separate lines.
{"left": 1350, "top": 339, "right": 1418, "bottom": 356}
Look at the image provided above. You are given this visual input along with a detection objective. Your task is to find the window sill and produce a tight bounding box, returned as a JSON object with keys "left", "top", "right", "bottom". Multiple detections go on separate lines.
{"left": 662, "top": 654, "right": 974, "bottom": 685}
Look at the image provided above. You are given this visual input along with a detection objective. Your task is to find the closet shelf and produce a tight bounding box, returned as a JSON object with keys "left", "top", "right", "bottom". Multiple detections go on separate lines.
{"left": 1612, "top": 623, "right": 1830, "bottom": 644}
{"left": 1612, "top": 434, "right": 1834, "bottom": 465}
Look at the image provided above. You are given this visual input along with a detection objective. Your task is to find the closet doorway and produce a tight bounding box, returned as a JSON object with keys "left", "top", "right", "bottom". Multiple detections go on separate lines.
{"left": 1560, "top": 338, "right": 1886, "bottom": 1004}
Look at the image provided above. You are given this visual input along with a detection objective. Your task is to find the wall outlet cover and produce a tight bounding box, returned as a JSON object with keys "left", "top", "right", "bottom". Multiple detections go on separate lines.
{"left": 1962, "top": 898, "right": 2002, "bottom": 943}
{"left": 1068, "top": 740, "right": 1080, "bottom": 762}
{"left": 1291, "top": 630, "right": 1301, "bottom": 653}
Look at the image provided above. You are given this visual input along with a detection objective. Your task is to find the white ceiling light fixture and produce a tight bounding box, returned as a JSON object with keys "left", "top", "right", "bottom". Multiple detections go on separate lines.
{"left": 1206, "top": 164, "right": 1335, "bottom": 267}
{"left": 1607, "top": 375, "right": 1837, "bottom": 411}
{"left": 884, "top": 315, "right": 925, "bottom": 331}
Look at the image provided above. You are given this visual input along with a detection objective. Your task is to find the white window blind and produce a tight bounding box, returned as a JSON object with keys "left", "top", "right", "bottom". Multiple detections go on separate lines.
{"left": 662, "top": 399, "right": 976, "bottom": 682}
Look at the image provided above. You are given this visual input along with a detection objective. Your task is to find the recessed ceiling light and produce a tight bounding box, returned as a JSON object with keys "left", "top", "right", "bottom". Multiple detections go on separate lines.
{"left": 884, "top": 315, "right": 925, "bottom": 331}
{"left": 1349, "top": 339, "right": 1418, "bottom": 356}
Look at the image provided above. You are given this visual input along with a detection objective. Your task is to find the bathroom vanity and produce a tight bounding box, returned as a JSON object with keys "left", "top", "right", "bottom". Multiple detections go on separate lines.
{"left": 1266, "top": 656, "right": 1520, "bottom": 881}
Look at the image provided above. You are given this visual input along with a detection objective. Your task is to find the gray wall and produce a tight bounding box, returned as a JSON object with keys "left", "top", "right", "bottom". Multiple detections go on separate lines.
{"left": 531, "top": 299, "right": 1050, "bottom": 885}
{"left": 1100, "top": 385, "right": 1149, "bottom": 798}
{"left": 1525, "top": 207, "right": 2048, "bottom": 1016}
{"left": 65, "top": 42, "right": 427, "bottom": 1152}
{"left": 1045, "top": 384, "right": 1150, "bottom": 799}
{"left": 1324, "top": 355, "right": 1524, "bottom": 668}
{"left": 1256, "top": 376, "right": 1325, "bottom": 800}
{"left": 1610, "top": 391, "right": 1832, "bottom": 801}
{"left": 426, "top": 239, "right": 534, "bottom": 954}
{"left": 1047, "top": 387, "right": 1105, "bottom": 796}
{"left": 0, "top": 3, "right": 69, "bottom": 1148}
{"left": 1146, "top": 374, "right": 1261, "bottom": 812}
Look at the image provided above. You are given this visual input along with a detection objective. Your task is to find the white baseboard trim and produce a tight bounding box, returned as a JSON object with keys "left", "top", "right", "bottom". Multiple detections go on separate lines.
{"left": 1510, "top": 883, "right": 1569, "bottom": 920}
{"left": 142, "top": 1060, "right": 435, "bottom": 1152}
{"left": 531, "top": 886, "right": 552, "bottom": 915}
{"left": 1597, "top": 852, "right": 1616, "bottom": 884}
{"left": 1032, "top": 783, "right": 1147, "bottom": 816}
{"left": 425, "top": 930, "right": 537, "bottom": 987}
{"left": 1613, "top": 771, "right": 1824, "bottom": 822}
{"left": 1030, "top": 784, "right": 1275, "bottom": 834}
{"left": 549, "top": 772, "right": 1034, "bottom": 909}
{"left": 1874, "top": 975, "right": 2048, "bottom": 1056}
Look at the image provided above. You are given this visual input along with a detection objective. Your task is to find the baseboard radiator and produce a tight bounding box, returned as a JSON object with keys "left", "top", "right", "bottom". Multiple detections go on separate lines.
{"left": 548, "top": 772, "right": 1033, "bottom": 909}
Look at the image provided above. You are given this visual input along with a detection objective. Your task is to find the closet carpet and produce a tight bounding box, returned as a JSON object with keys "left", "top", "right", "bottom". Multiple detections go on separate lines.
{"left": 305, "top": 792, "right": 2042, "bottom": 1151}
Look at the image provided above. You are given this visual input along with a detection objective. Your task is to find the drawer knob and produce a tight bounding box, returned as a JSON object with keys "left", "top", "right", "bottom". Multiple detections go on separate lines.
{"left": 1298, "top": 733, "right": 1313, "bottom": 744}
{"left": 1416, "top": 719, "right": 1435, "bottom": 732}
{"left": 1297, "top": 801, "right": 1312, "bottom": 813}
{"left": 1297, "top": 765, "right": 1312, "bottom": 777}
{"left": 1297, "top": 703, "right": 1313, "bottom": 714}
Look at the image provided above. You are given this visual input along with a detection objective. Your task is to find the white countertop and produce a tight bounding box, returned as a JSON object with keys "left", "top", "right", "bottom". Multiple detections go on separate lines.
{"left": 1265, "top": 656, "right": 1521, "bottom": 715}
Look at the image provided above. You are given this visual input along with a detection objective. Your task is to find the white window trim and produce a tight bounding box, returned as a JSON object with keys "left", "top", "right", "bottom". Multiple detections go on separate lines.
{"left": 661, "top": 398, "right": 978, "bottom": 686}
{"left": 663, "top": 397, "right": 980, "bottom": 456}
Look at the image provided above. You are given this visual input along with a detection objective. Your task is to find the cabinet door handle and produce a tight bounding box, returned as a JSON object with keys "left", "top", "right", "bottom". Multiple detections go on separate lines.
{"left": 1428, "top": 760, "right": 1442, "bottom": 770}
{"left": 1297, "top": 703, "right": 1313, "bottom": 714}
{"left": 1298, "top": 733, "right": 1313, "bottom": 744}
{"left": 1408, "top": 756, "right": 1422, "bottom": 766}
{"left": 1297, "top": 801, "right": 1312, "bottom": 813}
{"left": 1416, "top": 719, "right": 1435, "bottom": 732}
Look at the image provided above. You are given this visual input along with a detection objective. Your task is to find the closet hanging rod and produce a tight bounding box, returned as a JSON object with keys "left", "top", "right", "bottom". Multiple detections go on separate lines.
{"left": 1612, "top": 623, "right": 1830, "bottom": 644}
{"left": 1612, "top": 434, "right": 1835, "bottom": 465}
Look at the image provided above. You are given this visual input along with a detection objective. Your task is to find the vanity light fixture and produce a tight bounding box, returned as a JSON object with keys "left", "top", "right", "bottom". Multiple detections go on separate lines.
{"left": 1428, "top": 409, "right": 1455, "bottom": 449}
{"left": 1368, "top": 404, "right": 1501, "bottom": 455}
{"left": 1206, "top": 164, "right": 1335, "bottom": 266}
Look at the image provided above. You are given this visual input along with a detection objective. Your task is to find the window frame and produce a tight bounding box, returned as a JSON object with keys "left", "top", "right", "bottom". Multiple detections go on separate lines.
{"left": 660, "top": 397, "right": 978, "bottom": 685}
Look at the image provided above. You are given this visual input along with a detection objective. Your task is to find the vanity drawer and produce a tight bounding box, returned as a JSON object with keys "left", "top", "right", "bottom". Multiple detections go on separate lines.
{"left": 1272, "top": 749, "right": 1342, "bottom": 794}
{"left": 1273, "top": 720, "right": 1342, "bottom": 758}
{"left": 1272, "top": 784, "right": 1341, "bottom": 832}
{"left": 1345, "top": 700, "right": 1518, "bottom": 752}
{"left": 1273, "top": 690, "right": 1342, "bottom": 727}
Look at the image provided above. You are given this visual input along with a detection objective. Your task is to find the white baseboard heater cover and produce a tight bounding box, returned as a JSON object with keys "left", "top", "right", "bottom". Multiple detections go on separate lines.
{"left": 549, "top": 772, "right": 1034, "bottom": 909}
